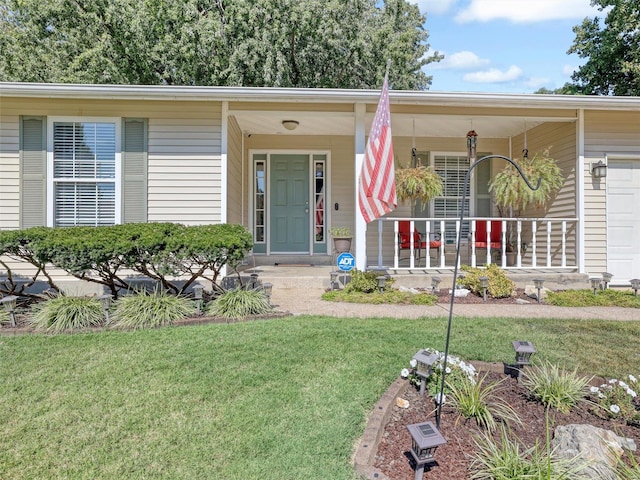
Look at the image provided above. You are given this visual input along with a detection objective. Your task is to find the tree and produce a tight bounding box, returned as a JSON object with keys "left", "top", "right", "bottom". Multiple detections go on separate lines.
{"left": 0, "top": 0, "right": 442, "bottom": 89}
{"left": 566, "top": 0, "right": 640, "bottom": 96}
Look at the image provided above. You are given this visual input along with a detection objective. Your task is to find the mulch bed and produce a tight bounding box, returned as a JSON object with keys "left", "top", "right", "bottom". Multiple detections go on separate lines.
{"left": 374, "top": 371, "right": 640, "bottom": 480}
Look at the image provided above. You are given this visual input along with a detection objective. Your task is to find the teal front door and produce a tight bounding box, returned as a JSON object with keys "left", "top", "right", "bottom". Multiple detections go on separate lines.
{"left": 270, "top": 154, "right": 310, "bottom": 253}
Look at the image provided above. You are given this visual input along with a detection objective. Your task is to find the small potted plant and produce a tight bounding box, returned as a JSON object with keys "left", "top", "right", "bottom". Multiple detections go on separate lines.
{"left": 328, "top": 226, "right": 352, "bottom": 253}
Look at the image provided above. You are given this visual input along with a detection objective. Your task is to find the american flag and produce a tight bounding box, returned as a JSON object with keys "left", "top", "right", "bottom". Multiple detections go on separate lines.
{"left": 358, "top": 73, "right": 396, "bottom": 223}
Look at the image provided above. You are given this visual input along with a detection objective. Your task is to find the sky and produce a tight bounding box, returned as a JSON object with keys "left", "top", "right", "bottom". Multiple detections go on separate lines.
{"left": 411, "top": 0, "right": 608, "bottom": 93}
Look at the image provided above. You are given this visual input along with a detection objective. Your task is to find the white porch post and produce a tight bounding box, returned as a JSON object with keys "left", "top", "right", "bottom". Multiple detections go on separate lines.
{"left": 354, "top": 103, "right": 367, "bottom": 270}
{"left": 577, "top": 108, "right": 586, "bottom": 273}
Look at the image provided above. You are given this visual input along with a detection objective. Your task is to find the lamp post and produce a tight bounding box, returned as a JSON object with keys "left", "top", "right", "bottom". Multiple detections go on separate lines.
{"left": 435, "top": 144, "right": 541, "bottom": 429}
{"left": 430, "top": 276, "right": 441, "bottom": 295}
{"left": 533, "top": 278, "right": 545, "bottom": 304}
{"left": 262, "top": 282, "right": 273, "bottom": 305}
{"left": 406, "top": 421, "right": 447, "bottom": 480}
{"left": 589, "top": 277, "right": 601, "bottom": 295}
{"left": 376, "top": 275, "right": 387, "bottom": 293}
{"left": 512, "top": 341, "right": 536, "bottom": 382}
{"left": 98, "top": 294, "right": 113, "bottom": 324}
{"left": 479, "top": 276, "right": 489, "bottom": 302}
{"left": 630, "top": 279, "right": 640, "bottom": 297}
{"left": 330, "top": 271, "right": 339, "bottom": 291}
{"left": 250, "top": 272, "right": 259, "bottom": 290}
{"left": 0, "top": 295, "right": 18, "bottom": 327}
{"left": 192, "top": 285, "right": 204, "bottom": 314}
{"left": 601, "top": 272, "right": 613, "bottom": 290}
{"left": 412, "top": 349, "right": 439, "bottom": 396}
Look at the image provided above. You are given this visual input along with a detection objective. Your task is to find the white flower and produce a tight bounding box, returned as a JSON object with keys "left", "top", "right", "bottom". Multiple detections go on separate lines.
{"left": 590, "top": 386, "right": 600, "bottom": 394}
{"left": 609, "top": 378, "right": 618, "bottom": 384}
{"left": 629, "top": 374, "right": 637, "bottom": 383}
{"left": 435, "top": 392, "right": 446, "bottom": 404}
{"left": 445, "top": 367, "right": 452, "bottom": 374}
{"left": 410, "top": 359, "right": 417, "bottom": 368}
{"left": 610, "top": 404, "right": 621, "bottom": 414}
{"left": 619, "top": 380, "right": 628, "bottom": 388}
{"left": 401, "top": 368, "right": 410, "bottom": 378}
{"left": 598, "top": 393, "right": 605, "bottom": 399}
{"left": 626, "top": 388, "right": 637, "bottom": 398}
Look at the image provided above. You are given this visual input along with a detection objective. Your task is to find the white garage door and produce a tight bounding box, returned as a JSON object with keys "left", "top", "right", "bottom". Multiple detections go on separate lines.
{"left": 607, "top": 158, "right": 640, "bottom": 284}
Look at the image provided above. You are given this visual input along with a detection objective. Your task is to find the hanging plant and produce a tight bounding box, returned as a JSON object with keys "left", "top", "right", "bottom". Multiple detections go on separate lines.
{"left": 395, "top": 165, "right": 444, "bottom": 209}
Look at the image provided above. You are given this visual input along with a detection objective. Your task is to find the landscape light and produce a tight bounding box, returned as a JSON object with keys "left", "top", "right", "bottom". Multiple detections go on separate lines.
{"left": 412, "top": 349, "right": 439, "bottom": 396}
{"left": 601, "top": 272, "right": 613, "bottom": 289}
{"left": 98, "top": 294, "right": 113, "bottom": 323}
{"left": 262, "top": 282, "right": 273, "bottom": 305}
{"left": 431, "top": 276, "right": 441, "bottom": 295}
{"left": 630, "top": 279, "right": 640, "bottom": 297}
{"left": 589, "top": 277, "right": 601, "bottom": 295}
{"left": 376, "top": 275, "right": 387, "bottom": 293}
{"left": 406, "top": 421, "right": 446, "bottom": 480}
{"left": 533, "top": 278, "right": 545, "bottom": 304}
{"left": 192, "top": 285, "right": 204, "bottom": 314}
{"left": 512, "top": 340, "right": 536, "bottom": 382}
{"left": 0, "top": 295, "right": 18, "bottom": 327}
{"left": 479, "top": 276, "right": 489, "bottom": 302}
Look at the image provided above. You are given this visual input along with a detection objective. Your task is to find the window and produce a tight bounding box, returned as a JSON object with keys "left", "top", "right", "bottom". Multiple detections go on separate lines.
{"left": 431, "top": 153, "right": 472, "bottom": 243}
{"left": 314, "top": 157, "right": 326, "bottom": 242}
{"left": 254, "top": 155, "right": 266, "bottom": 243}
{"left": 48, "top": 119, "right": 121, "bottom": 227}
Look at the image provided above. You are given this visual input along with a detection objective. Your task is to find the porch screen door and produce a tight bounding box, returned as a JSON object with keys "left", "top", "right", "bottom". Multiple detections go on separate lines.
{"left": 270, "top": 154, "right": 310, "bottom": 253}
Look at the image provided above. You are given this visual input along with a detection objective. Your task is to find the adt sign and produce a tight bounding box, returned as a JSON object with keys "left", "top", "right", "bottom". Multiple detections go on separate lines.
{"left": 337, "top": 252, "right": 355, "bottom": 272}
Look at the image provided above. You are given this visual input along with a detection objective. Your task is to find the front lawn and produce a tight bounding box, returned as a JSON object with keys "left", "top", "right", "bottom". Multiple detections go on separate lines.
{"left": 1, "top": 315, "right": 639, "bottom": 479}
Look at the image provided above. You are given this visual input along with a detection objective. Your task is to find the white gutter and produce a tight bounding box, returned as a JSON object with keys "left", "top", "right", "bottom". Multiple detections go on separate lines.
{"left": 2, "top": 82, "right": 640, "bottom": 111}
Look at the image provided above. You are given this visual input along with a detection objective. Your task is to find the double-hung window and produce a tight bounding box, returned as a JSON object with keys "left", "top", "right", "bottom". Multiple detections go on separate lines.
{"left": 47, "top": 118, "right": 121, "bottom": 227}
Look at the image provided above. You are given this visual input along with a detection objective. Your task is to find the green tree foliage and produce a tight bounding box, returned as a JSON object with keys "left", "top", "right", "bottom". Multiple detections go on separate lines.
{"left": 0, "top": 0, "right": 442, "bottom": 89}
{"left": 566, "top": 0, "right": 640, "bottom": 95}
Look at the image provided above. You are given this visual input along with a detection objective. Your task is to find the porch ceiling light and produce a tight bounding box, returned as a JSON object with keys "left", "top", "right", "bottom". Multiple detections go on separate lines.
{"left": 591, "top": 159, "right": 607, "bottom": 178}
{"left": 406, "top": 421, "right": 446, "bottom": 476}
{"left": 282, "top": 120, "right": 299, "bottom": 131}
{"left": 0, "top": 295, "right": 18, "bottom": 327}
{"left": 630, "top": 279, "right": 640, "bottom": 297}
{"left": 466, "top": 130, "right": 478, "bottom": 163}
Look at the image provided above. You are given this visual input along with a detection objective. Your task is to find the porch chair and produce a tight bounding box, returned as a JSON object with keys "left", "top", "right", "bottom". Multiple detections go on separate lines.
{"left": 469, "top": 220, "right": 502, "bottom": 265}
{"left": 398, "top": 221, "right": 442, "bottom": 265}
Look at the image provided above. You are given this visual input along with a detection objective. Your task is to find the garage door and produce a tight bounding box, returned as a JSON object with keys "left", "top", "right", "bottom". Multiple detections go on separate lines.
{"left": 607, "top": 158, "right": 640, "bottom": 284}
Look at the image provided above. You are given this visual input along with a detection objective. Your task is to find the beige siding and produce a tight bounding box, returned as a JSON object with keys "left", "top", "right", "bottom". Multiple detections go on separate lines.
{"left": 227, "top": 116, "right": 245, "bottom": 226}
{"left": 584, "top": 110, "right": 640, "bottom": 274}
{"left": 0, "top": 115, "right": 20, "bottom": 229}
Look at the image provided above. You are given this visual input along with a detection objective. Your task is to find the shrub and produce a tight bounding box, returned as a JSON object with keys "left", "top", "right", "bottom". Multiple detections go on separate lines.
{"left": 29, "top": 295, "right": 105, "bottom": 333}
{"left": 343, "top": 269, "right": 394, "bottom": 294}
{"left": 109, "top": 289, "right": 196, "bottom": 330}
{"left": 448, "top": 373, "right": 521, "bottom": 432}
{"left": 321, "top": 289, "right": 436, "bottom": 305}
{"left": 459, "top": 263, "right": 514, "bottom": 299}
{"left": 520, "top": 361, "right": 592, "bottom": 413}
{"left": 207, "top": 288, "right": 272, "bottom": 322}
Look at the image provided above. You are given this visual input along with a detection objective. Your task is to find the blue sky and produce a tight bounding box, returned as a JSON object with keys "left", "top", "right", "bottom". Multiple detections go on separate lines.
{"left": 411, "top": 0, "right": 607, "bottom": 93}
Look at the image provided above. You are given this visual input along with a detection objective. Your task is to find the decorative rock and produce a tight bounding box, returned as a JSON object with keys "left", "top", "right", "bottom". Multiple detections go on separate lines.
{"left": 398, "top": 286, "right": 420, "bottom": 294}
{"left": 448, "top": 288, "right": 469, "bottom": 297}
{"left": 515, "top": 298, "right": 531, "bottom": 305}
{"left": 552, "top": 424, "right": 635, "bottom": 479}
{"left": 395, "top": 397, "right": 409, "bottom": 409}
{"left": 525, "top": 284, "right": 550, "bottom": 301}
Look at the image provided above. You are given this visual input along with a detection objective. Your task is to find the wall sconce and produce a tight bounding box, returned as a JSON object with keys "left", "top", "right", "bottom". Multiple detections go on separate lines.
{"left": 0, "top": 295, "right": 18, "bottom": 327}
{"left": 533, "top": 278, "right": 545, "bottom": 304}
{"left": 282, "top": 120, "right": 299, "bottom": 131}
{"left": 98, "top": 294, "right": 113, "bottom": 323}
{"left": 406, "top": 421, "right": 446, "bottom": 478}
{"left": 479, "top": 276, "right": 489, "bottom": 302}
{"left": 431, "top": 276, "right": 441, "bottom": 295}
{"left": 412, "top": 349, "right": 439, "bottom": 396}
{"left": 466, "top": 130, "right": 478, "bottom": 163}
{"left": 591, "top": 159, "right": 607, "bottom": 178}
{"left": 601, "top": 272, "right": 613, "bottom": 289}
{"left": 630, "top": 279, "right": 640, "bottom": 297}
{"left": 589, "top": 276, "right": 601, "bottom": 295}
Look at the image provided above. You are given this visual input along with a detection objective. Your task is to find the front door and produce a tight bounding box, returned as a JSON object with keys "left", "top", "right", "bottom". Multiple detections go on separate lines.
{"left": 270, "top": 154, "right": 310, "bottom": 253}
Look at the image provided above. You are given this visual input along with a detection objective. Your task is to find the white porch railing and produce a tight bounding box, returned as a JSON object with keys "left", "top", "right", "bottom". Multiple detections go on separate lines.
{"left": 369, "top": 217, "right": 579, "bottom": 270}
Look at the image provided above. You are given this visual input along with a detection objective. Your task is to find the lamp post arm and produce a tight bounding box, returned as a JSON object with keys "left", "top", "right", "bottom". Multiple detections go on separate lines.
{"left": 435, "top": 154, "right": 540, "bottom": 429}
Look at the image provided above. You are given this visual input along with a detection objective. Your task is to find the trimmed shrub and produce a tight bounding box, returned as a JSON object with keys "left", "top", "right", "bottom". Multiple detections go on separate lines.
{"left": 459, "top": 263, "right": 514, "bottom": 299}
{"left": 343, "top": 269, "right": 394, "bottom": 294}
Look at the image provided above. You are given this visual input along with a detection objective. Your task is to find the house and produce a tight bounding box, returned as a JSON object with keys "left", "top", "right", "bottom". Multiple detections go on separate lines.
{"left": 1, "top": 82, "right": 639, "bottom": 289}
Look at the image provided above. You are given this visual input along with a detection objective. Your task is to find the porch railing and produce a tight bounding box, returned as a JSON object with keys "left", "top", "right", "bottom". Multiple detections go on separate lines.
{"left": 369, "top": 217, "right": 579, "bottom": 270}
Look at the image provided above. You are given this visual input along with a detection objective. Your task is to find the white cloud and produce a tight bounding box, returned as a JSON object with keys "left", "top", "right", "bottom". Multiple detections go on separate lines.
{"left": 410, "top": 0, "right": 458, "bottom": 15}
{"left": 524, "top": 77, "right": 551, "bottom": 89}
{"left": 563, "top": 64, "right": 577, "bottom": 76}
{"left": 464, "top": 65, "right": 523, "bottom": 83}
{"left": 434, "top": 50, "right": 490, "bottom": 70}
{"left": 454, "top": 0, "right": 601, "bottom": 23}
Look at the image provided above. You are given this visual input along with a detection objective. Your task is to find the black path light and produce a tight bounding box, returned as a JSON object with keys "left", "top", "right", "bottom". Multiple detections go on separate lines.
{"left": 0, "top": 295, "right": 18, "bottom": 327}
{"left": 434, "top": 139, "right": 541, "bottom": 429}
{"left": 413, "top": 349, "right": 439, "bottom": 396}
{"left": 631, "top": 279, "right": 640, "bottom": 297}
{"left": 406, "top": 421, "right": 447, "bottom": 480}
{"left": 512, "top": 340, "right": 536, "bottom": 381}
{"left": 533, "top": 278, "right": 545, "bottom": 304}
{"left": 601, "top": 272, "right": 613, "bottom": 289}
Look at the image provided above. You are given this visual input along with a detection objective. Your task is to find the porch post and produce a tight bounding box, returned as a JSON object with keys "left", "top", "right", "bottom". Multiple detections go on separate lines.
{"left": 354, "top": 103, "right": 367, "bottom": 270}
{"left": 577, "top": 109, "right": 586, "bottom": 273}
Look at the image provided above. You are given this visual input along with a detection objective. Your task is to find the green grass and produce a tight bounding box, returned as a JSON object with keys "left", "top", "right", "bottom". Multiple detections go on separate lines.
{"left": 547, "top": 288, "right": 640, "bottom": 308}
{"left": 322, "top": 289, "right": 437, "bottom": 305}
{"left": 1, "top": 315, "right": 639, "bottom": 479}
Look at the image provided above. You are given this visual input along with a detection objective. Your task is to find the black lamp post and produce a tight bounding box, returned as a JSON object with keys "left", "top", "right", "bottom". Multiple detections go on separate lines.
{"left": 435, "top": 131, "right": 541, "bottom": 429}
{"left": 406, "top": 421, "right": 447, "bottom": 480}
{"left": 0, "top": 295, "right": 18, "bottom": 327}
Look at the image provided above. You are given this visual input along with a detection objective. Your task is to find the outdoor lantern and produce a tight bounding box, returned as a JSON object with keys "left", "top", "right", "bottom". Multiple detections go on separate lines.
{"left": 406, "top": 421, "right": 446, "bottom": 479}
{"left": 466, "top": 130, "right": 478, "bottom": 163}
{"left": 431, "top": 276, "right": 441, "bottom": 295}
{"left": 589, "top": 276, "right": 601, "bottom": 295}
{"left": 413, "top": 349, "right": 439, "bottom": 396}
{"left": 98, "top": 294, "right": 113, "bottom": 323}
{"left": 479, "top": 276, "right": 489, "bottom": 302}
{"left": 0, "top": 295, "right": 18, "bottom": 327}
{"left": 250, "top": 272, "right": 259, "bottom": 289}
{"left": 330, "top": 271, "right": 339, "bottom": 290}
{"left": 533, "top": 278, "right": 545, "bottom": 304}
{"left": 591, "top": 159, "right": 607, "bottom": 178}
{"left": 630, "top": 279, "right": 640, "bottom": 297}
{"left": 262, "top": 282, "right": 273, "bottom": 305}
{"left": 192, "top": 285, "right": 204, "bottom": 314}
{"left": 513, "top": 341, "right": 536, "bottom": 366}
{"left": 376, "top": 275, "right": 387, "bottom": 293}
{"left": 601, "top": 272, "right": 613, "bottom": 289}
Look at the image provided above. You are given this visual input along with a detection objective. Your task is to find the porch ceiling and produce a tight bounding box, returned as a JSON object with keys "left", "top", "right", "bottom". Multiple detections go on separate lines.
{"left": 231, "top": 110, "right": 576, "bottom": 138}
